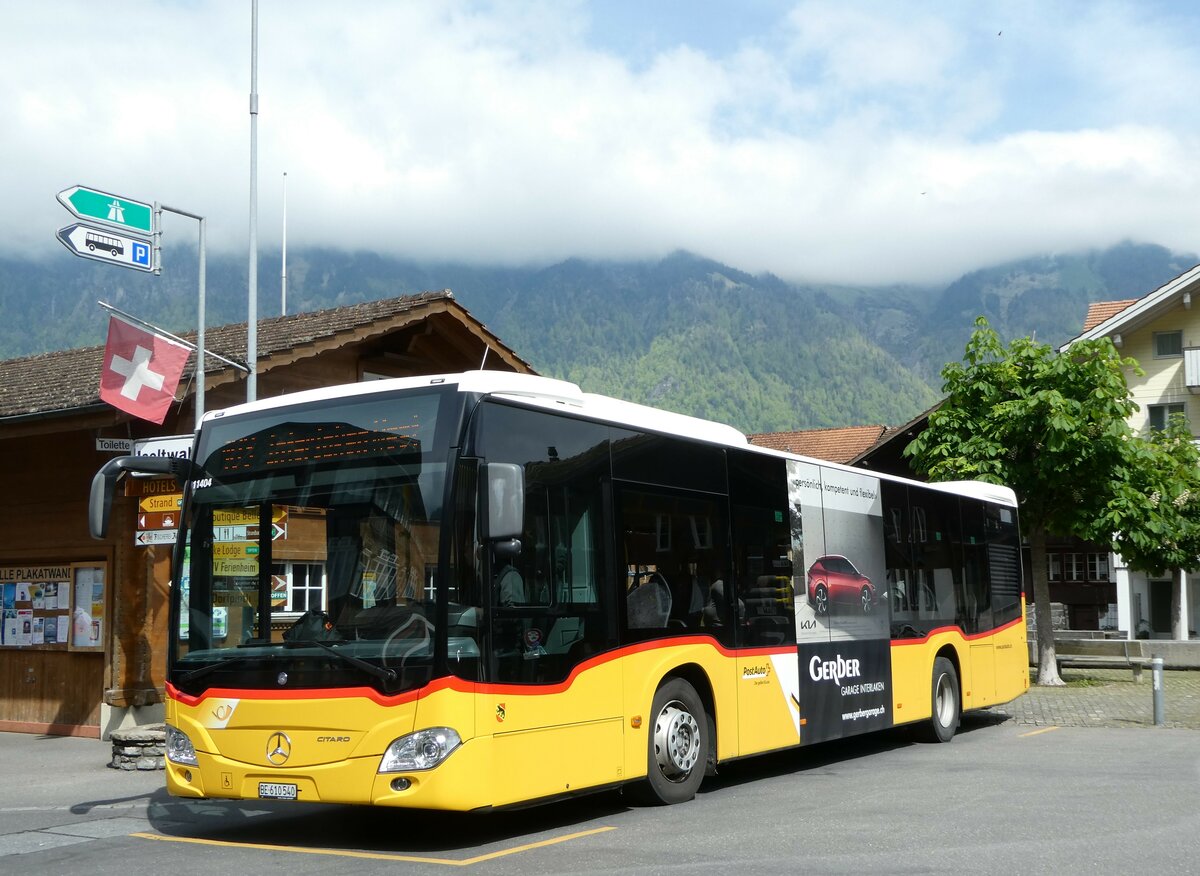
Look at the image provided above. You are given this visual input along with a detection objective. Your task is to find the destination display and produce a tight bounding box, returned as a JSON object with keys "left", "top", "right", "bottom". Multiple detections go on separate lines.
{"left": 210, "top": 421, "right": 421, "bottom": 474}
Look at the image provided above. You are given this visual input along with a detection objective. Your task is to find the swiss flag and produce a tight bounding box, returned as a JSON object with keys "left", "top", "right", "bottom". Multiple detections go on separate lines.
{"left": 99, "top": 315, "right": 192, "bottom": 424}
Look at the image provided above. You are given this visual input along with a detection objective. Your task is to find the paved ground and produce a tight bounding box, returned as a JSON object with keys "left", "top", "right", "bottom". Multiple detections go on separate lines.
{"left": 1, "top": 671, "right": 1196, "bottom": 873}
{"left": 989, "top": 666, "right": 1200, "bottom": 729}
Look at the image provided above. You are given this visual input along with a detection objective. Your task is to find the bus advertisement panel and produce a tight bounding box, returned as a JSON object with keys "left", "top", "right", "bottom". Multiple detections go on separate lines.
{"left": 788, "top": 460, "right": 891, "bottom": 743}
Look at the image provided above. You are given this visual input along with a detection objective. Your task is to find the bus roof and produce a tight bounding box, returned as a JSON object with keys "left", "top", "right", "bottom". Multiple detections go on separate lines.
{"left": 200, "top": 371, "right": 1018, "bottom": 507}
{"left": 201, "top": 370, "right": 750, "bottom": 448}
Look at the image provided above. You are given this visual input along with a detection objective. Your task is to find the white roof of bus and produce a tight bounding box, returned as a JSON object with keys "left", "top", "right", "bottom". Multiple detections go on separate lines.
{"left": 201, "top": 370, "right": 750, "bottom": 448}
{"left": 200, "top": 371, "right": 1018, "bottom": 507}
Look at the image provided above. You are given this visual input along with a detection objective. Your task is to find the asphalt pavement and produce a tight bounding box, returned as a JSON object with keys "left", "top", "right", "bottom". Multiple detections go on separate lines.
{"left": 1, "top": 670, "right": 1198, "bottom": 873}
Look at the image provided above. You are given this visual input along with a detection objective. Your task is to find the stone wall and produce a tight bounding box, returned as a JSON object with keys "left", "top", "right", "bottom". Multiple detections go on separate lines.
{"left": 109, "top": 723, "right": 165, "bottom": 770}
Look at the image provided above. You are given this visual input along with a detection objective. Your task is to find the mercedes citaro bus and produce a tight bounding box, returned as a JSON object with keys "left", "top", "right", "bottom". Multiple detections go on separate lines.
{"left": 90, "top": 371, "right": 1027, "bottom": 810}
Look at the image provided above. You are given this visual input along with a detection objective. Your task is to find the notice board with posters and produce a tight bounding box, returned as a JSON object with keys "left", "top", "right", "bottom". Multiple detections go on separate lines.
{"left": 0, "top": 562, "right": 108, "bottom": 651}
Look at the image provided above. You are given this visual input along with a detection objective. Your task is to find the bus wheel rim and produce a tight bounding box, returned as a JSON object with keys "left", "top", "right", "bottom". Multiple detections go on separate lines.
{"left": 653, "top": 701, "right": 701, "bottom": 780}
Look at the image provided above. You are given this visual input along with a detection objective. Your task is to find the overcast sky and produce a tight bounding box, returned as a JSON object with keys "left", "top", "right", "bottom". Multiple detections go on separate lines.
{"left": 8, "top": 0, "right": 1200, "bottom": 285}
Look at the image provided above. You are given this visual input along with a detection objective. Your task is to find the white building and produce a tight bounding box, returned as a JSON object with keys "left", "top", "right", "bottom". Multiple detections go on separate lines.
{"left": 1063, "top": 265, "right": 1200, "bottom": 640}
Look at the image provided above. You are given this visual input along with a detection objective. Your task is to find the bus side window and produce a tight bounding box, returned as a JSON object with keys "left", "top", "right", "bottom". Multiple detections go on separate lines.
{"left": 617, "top": 486, "right": 728, "bottom": 642}
{"left": 729, "top": 450, "right": 795, "bottom": 648}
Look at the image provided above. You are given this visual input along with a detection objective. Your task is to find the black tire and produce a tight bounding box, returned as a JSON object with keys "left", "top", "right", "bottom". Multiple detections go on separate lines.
{"left": 813, "top": 583, "right": 829, "bottom": 615}
{"left": 917, "top": 656, "right": 959, "bottom": 743}
{"left": 860, "top": 586, "right": 873, "bottom": 615}
{"left": 639, "top": 678, "right": 707, "bottom": 805}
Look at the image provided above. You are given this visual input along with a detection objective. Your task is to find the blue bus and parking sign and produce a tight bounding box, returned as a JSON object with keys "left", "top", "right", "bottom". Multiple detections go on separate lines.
{"left": 56, "top": 222, "right": 154, "bottom": 273}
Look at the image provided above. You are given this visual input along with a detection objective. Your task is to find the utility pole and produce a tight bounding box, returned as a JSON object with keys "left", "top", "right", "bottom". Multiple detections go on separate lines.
{"left": 247, "top": 0, "right": 259, "bottom": 401}
{"left": 281, "top": 171, "right": 287, "bottom": 316}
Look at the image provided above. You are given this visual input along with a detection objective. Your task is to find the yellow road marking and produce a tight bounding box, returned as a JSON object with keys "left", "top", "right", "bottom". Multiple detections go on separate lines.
{"left": 1019, "top": 726, "right": 1060, "bottom": 737}
{"left": 130, "top": 825, "right": 616, "bottom": 866}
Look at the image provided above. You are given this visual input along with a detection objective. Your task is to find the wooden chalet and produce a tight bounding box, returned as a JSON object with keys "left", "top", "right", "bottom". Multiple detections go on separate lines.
{"left": 0, "top": 291, "right": 532, "bottom": 737}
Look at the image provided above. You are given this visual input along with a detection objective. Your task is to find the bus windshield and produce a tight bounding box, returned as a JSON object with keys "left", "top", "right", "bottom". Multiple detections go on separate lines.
{"left": 170, "top": 388, "right": 457, "bottom": 697}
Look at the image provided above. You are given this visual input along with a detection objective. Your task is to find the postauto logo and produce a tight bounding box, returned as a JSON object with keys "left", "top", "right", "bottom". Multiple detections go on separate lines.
{"left": 808, "top": 654, "right": 863, "bottom": 685}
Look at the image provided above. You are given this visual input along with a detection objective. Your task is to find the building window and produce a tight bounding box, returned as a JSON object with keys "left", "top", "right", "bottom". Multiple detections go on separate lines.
{"left": 1148, "top": 402, "right": 1185, "bottom": 432}
{"left": 1099, "top": 604, "right": 1119, "bottom": 631}
{"left": 1155, "top": 330, "right": 1183, "bottom": 358}
{"left": 1047, "top": 554, "right": 1062, "bottom": 581}
{"left": 1063, "top": 553, "right": 1084, "bottom": 581}
{"left": 1087, "top": 553, "right": 1110, "bottom": 581}
{"left": 271, "top": 562, "right": 327, "bottom": 613}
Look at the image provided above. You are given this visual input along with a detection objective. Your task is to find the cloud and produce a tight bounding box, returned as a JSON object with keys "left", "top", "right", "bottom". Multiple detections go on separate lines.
{"left": 6, "top": 1, "right": 1200, "bottom": 285}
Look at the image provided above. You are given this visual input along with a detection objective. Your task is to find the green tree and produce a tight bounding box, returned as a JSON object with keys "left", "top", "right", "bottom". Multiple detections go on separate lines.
{"left": 904, "top": 318, "right": 1141, "bottom": 685}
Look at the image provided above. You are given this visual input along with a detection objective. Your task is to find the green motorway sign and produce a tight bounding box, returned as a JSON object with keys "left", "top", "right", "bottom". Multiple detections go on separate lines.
{"left": 57, "top": 185, "right": 153, "bottom": 234}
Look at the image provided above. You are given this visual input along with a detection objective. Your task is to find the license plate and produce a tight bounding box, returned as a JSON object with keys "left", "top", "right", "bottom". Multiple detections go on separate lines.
{"left": 258, "top": 782, "right": 298, "bottom": 800}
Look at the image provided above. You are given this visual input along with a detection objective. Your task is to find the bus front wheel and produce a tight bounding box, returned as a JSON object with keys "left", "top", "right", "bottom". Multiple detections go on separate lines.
{"left": 917, "top": 656, "right": 959, "bottom": 743}
{"left": 641, "top": 678, "right": 707, "bottom": 805}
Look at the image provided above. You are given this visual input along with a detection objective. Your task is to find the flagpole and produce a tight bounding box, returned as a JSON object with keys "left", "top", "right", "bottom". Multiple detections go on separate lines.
{"left": 198, "top": 216, "right": 206, "bottom": 421}
{"left": 247, "top": 0, "right": 259, "bottom": 402}
{"left": 281, "top": 171, "right": 287, "bottom": 316}
{"left": 96, "top": 301, "right": 250, "bottom": 374}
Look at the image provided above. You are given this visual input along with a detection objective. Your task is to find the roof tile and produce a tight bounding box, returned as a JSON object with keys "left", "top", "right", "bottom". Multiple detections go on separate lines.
{"left": 1082, "top": 299, "right": 1139, "bottom": 332}
{"left": 748, "top": 425, "right": 889, "bottom": 464}
{"left": 0, "top": 291, "right": 520, "bottom": 419}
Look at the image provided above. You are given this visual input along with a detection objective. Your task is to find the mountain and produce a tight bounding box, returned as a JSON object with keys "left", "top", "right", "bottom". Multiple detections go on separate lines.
{"left": 1, "top": 242, "right": 1193, "bottom": 434}
{"left": 826, "top": 242, "right": 1197, "bottom": 386}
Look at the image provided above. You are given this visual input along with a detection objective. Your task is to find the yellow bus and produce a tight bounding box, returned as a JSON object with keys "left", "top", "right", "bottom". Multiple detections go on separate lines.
{"left": 90, "top": 371, "right": 1028, "bottom": 810}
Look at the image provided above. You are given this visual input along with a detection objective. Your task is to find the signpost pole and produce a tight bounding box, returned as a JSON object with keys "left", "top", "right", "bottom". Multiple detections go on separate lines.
{"left": 152, "top": 203, "right": 163, "bottom": 276}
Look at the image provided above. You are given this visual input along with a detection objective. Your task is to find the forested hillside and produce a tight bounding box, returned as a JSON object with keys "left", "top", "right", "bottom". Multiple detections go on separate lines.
{"left": 1, "top": 242, "right": 1193, "bottom": 433}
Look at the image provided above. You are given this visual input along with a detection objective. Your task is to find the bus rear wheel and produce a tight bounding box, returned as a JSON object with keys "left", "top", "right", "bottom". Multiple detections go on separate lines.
{"left": 917, "top": 656, "right": 959, "bottom": 743}
{"left": 640, "top": 678, "right": 707, "bottom": 805}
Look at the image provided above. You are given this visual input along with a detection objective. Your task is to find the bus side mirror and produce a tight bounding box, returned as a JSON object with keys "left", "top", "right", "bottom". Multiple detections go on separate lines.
{"left": 88, "top": 455, "right": 192, "bottom": 539}
{"left": 483, "top": 463, "right": 524, "bottom": 542}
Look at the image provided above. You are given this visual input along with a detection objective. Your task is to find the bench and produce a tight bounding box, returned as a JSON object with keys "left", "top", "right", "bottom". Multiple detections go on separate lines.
{"left": 1056, "top": 653, "right": 1152, "bottom": 683}
{"left": 1056, "top": 638, "right": 1147, "bottom": 676}
{"left": 1031, "top": 638, "right": 1152, "bottom": 682}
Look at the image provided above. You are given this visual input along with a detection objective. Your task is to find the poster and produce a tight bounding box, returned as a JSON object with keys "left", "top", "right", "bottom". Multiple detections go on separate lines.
{"left": 787, "top": 461, "right": 893, "bottom": 744}
{"left": 16, "top": 609, "right": 32, "bottom": 646}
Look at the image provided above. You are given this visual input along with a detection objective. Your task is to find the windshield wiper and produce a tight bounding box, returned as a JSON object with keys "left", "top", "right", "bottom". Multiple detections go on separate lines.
{"left": 284, "top": 638, "right": 397, "bottom": 683}
{"left": 177, "top": 654, "right": 264, "bottom": 686}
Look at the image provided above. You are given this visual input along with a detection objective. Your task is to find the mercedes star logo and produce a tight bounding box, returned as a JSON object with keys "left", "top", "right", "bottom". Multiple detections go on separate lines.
{"left": 266, "top": 731, "right": 292, "bottom": 766}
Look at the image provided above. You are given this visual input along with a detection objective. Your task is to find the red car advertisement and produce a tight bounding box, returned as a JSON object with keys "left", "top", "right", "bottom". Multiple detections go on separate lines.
{"left": 806, "top": 554, "right": 877, "bottom": 615}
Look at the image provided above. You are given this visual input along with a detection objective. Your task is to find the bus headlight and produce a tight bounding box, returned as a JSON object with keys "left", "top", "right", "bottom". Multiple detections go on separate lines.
{"left": 379, "top": 728, "right": 462, "bottom": 773}
{"left": 165, "top": 723, "right": 199, "bottom": 766}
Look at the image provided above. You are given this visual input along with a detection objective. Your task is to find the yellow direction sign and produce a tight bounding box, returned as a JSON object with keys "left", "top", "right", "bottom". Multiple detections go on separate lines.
{"left": 213, "top": 507, "right": 288, "bottom": 526}
{"left": 213, "top": 557, "right": 259, "bottom": 577}
{"left": 213, "top": 542, "right": 257, "bottom": 559}
{"left": 139, "top": 494, "right": 182, "bottom": 513}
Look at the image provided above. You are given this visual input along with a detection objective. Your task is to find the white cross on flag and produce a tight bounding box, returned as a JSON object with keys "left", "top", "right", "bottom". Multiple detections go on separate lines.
{"left": 99, "top": 315, "right": 192, "bottom": 424}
